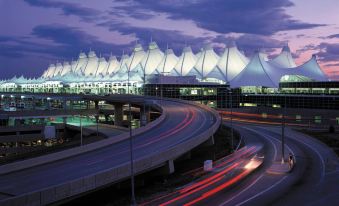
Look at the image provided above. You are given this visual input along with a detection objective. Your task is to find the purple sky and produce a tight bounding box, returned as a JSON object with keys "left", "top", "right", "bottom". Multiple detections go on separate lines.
{"left": 0, "top": 0, "right": 339, "bottom": 79}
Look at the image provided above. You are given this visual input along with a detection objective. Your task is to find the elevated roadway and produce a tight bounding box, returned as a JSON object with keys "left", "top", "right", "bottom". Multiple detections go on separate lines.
{"left": 0, "top": 94, "right": 220, "bottom": 206}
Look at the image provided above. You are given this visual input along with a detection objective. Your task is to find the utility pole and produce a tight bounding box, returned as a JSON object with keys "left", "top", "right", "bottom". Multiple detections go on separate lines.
{"left": 230, "top": 90, "right": 234, "bottom": 152}
{"left": 126, "top": 62, "right": 136, "bottom": 205}
{"left": 80, "top": 114, "right": 83, "bottom": 146}
{"left": 281, "top": 95, "right": 286, "bottom": 164}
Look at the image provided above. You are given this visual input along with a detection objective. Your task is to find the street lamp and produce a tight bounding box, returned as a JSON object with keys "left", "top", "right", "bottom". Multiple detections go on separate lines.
{"left": 126, "top": 59, "right": 136, "bottom": 205}
{"left": 79, "top": 114, "right": 83, "bottom": 146}
{"left": 281, "top": 94, "right": 286, "bottom": 164}
{"left": 230, "top": 90, "right": 234, "bottom": 152}
{"left": 160, "top": 71, "right": 170, "bottom": 106}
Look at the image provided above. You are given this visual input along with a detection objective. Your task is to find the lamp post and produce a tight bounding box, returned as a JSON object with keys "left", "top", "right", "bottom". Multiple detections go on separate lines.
{"left": 281, "top": 94, "right": 286, "bottom": 164}
{"left": 80, "top": 114, "right": 83, "bottom": 146}
{"left": 230, "top": 90, "right": 234, "bottom": 152}
{"left": 126, "top": 61, "right": 136, "bottom": 205}
{"left": 160, "top": 72, "right": 170, "bottom": 106}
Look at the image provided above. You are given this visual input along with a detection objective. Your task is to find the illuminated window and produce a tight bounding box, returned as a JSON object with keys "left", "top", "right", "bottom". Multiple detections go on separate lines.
{"left": 314, "top": 116, "right": 321, "bottom": 124}
{"left": 296, "top": 115, "right": 301, "bottom": 122}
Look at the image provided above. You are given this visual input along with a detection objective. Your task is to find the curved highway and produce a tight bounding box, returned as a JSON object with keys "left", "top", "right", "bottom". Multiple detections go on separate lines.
{"left": 202, "top": 123, "right": 339, "bottom": 206}
{"left": 0, "top": 95, "right": 220, "bottom": 205}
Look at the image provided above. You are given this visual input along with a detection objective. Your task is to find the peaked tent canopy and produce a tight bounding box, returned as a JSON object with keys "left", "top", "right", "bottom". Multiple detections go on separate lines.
{"left": 269, "top": 45, "right": 297, "bottom": 68}
{"left": 210, "top": 44, "right": 249, "bottom": 82}
{"left": 230, "top": 52, "right": 279, "bottom": 88}
{"left": 174, "top": 46, "right": 198, "bottom": 76}
{"left": 83, "top": 51, "right": 99, "bottom": 76}
{"left": 141, "top": 42, "right": 164, "bottom": 75}
{"left": 157, "top": 49, "right": 179, "bottom": 74}
{"left": 191, "top": 44, "right": 219, "bottom": 79}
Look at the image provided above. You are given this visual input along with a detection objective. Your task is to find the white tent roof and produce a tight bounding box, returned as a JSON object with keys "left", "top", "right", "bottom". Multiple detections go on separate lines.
{"left": 157, "top": 49, "right": 179, "bottom": 74}
{"left": 116, "top": 54, "right": 130, "bottom": 74}
{"left": 174, "top": 46, "right": 198, "bottom": 76}
{"left": 210, "top": 45, "right": 249, "bottom": 82}
{"left": 46, "top": 64, "right": 56, "bottom": 78}
{"left": 230, "top": 52, "right": 279, "bottom": 88}
{"left": 294, "top": 55, "right": 328, "bottom": 81}
{"left": 53, "top": 63, "right": 63, "bottom": 77}
{"left": 83, "top": 51, "right": 99, "bottom": 76}
{"left": 106, "top": 56, "right": 120, "bottom": 75}
{"left": 44, "top": 64, "right": 55, "bottom": 78}
{"left": 269, "top": 45, "right": 296, "bottom": 68}
{"left": 70, "top": 61, "right": 78, "bottom": 73}
{"left": 60, "top": 61, "right": 71, "bottom": 76}
{"left": 127, "top": 44, "right": 145, "bottom": 72}
{"left": 95, "top": 57, "right": 108, "bottom": 76}
{"left": 192, "top": 44, "right": 219, "bottom": 79}
{"left": 74, "top": 52, "right": 88, "bottom": 75}
{"left": 141, "top": 42, "right": 164, "bottom": 75}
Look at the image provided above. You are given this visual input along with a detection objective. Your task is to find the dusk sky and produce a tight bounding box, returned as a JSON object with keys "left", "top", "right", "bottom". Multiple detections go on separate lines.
{"left": 0, "top": 0, "right": 339, "bottom": 79}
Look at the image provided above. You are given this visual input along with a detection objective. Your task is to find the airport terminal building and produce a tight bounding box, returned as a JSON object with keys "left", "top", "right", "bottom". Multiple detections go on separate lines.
{"left": 0, "top": 42, "right": 338, "bottom": 109}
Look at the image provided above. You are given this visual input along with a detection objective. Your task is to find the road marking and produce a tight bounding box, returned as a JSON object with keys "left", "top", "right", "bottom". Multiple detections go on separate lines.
{"left": 218, "top": 174, "right": 264, "bottom": 206}
{"left": 235, "top": 176, "right": 288, "bottom": 206}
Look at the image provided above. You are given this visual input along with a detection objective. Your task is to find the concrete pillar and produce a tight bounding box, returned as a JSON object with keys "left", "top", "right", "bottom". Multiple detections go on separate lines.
{"left": 32, "top": 97, "right": 36, "bottom": 110}
{"left": 201, "top": 135, "right": 215, "bottom": 147}
{"left": 104, "top": 114, "right": 109, "bottom": 122}
{"left": 140, "top": 104, "right": 151, "bottom": 126}
{"left": 62, "top": 116, "right": 67, "bottom": 124}
{"left": 63, "top": 99, "right": 67, "bottom": 110}
{"left": 47, "top": 99, "right": 51, "bottom": 110}
{"left": 114, "top": 103, "right": 123, "bottom": 126}
{"left": 160, "top": 159, "right": 175, "bottom": 175}
{"left": 95, "top": 101, "right": 99, "bottom": 110}
{"left": 167, "top": 160, "right": 175, "bottom": 174}
{"left": 14, "top": 119, "right": 21, "bottom": 126}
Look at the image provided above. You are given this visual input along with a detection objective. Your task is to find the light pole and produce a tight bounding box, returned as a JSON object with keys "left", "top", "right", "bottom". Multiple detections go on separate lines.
{"left": 160, "top": 71, "right": 170, "bottom": 106}
{"left": 126, "top": 61, "right": 136, "bottom": 205}
{"left": 80, "top": 114, "right": 83, "bottom": 146}
{"left": 230, "top": 90, "right": 234, "bottom": 152}
{"left": 281, "top": 94, "right": 286, "bottom": 164}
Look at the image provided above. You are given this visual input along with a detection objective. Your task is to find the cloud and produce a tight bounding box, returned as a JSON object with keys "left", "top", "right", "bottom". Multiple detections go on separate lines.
{"left": 316, "top": 43, "right": 339, "bottom": 62}
{"left": 24, "top": 0, "right": 100, "bottom": 18}
{"left": 115, "top": 0, "right": 325, "bottom": 35}
{"left": 327, "top": 34, "right": 339, "bottom": 39}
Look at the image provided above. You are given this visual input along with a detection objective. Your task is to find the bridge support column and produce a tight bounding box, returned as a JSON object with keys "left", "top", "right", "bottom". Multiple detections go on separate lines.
{"left": 201, "top": 135, "right": 215, "bottom": 147}
{"left": 14, "top": 119, "right": 21, "bottom": 126}
{"left": 62, "top": 117, "right": 67, "bottom": 125}
{"left": 160, "top": 159, "right": 175, "bottom": 175}
{"left": 114, "top": 103, "right": 123, "bottom": 126}
{"left": 94, "top": 100, "right": 99, "bottom": 110}
{"left": 62, "top": 99, "right": 67, "bottom": 110}
{"left": 140, "top": 105, "right": 150, "bottom": 126}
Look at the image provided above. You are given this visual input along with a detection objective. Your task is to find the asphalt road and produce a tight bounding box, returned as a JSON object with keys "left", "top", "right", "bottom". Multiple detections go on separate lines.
{"left": 142, "top": 122, "right": 339, "bottom": 206}
{"left": 206, "top": 123, "right": 339, "bottom": 206}
{"left": 0, "top": 98, "right": 217, "bottom": 202}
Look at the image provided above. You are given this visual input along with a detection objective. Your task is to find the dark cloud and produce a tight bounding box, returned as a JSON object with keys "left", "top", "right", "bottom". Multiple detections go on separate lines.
{"left": 316, "top": 43, "right": 339, "bottom": 62}
{"left": 24, "top": 0, "right": 100, "bottom": 18}
{"left": 114, "top": 0, "right": 325, "bottom": 35}
{"left": 327, "top": 34, "right": 339, "bottom": 39}
{"left": 0, "top": 24, "right": 133, "bottom": 78}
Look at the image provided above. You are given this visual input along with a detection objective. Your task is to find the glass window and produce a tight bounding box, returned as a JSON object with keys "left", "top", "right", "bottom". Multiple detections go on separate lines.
{"left": 314, "top": 116, "right": 321, "bottom": 124}
{"left": 296, "top": 115, "right": 301, "bottom": 122}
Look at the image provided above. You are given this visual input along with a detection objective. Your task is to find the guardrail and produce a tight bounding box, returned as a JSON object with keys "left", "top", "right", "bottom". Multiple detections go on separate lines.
{"left": 0, "top": 97, "right": 220, "bottom": 206}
